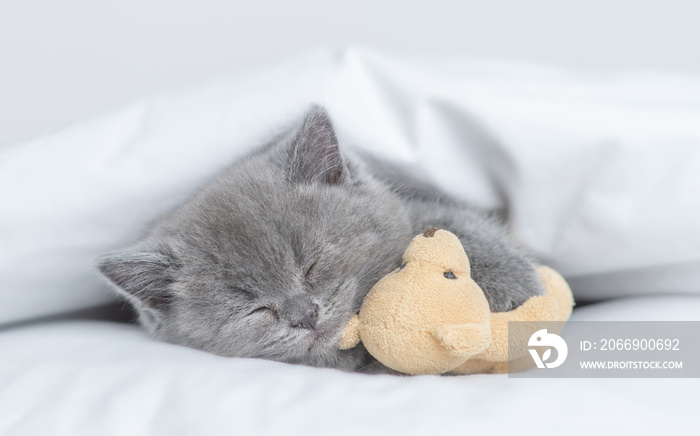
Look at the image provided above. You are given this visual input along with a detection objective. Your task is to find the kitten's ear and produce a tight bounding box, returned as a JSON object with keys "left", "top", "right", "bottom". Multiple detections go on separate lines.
{"left": 287, "top": 105, "right": 344, "bottom": 185}
{"left": 97, "top": 246, "right": 179, "bottom": 329}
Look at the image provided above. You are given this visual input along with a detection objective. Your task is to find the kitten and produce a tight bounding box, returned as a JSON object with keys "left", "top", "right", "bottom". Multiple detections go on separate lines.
{"left": 97, "top": 106, "right": 542, "bottom": 372}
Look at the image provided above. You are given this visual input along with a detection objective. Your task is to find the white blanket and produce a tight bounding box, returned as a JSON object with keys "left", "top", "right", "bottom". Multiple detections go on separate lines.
{"left": 2, "top": 49, "right": 700, "bottom": 325}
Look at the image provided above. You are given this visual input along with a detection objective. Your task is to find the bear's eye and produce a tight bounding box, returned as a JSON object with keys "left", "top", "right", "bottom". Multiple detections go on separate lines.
{"left": 444, "top": 271, "right": 457, "bottom": 279}
{"left": 397, "top": 263, "right": 406, "bottom": 271}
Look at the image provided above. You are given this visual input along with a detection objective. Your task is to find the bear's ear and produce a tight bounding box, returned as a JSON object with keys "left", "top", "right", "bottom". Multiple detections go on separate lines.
{"left": 287, "top": 105, "right": 344, "bottom": 185}
{"left": 96, "top": 245, "right": 179, "bottom": 330}
{"left": 338, "top": 314, "right": 361, "bottom": 350}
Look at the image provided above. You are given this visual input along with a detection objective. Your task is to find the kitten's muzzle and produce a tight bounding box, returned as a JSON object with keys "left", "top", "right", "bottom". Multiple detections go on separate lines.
{"left": 293, "top": 311, "right": 318, "bottom": 330}
{"left": 285, "top": 296, "right": 319, "bottom": 330}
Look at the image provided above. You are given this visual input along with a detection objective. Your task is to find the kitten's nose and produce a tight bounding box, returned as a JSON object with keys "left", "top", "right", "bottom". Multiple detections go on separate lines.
{"left": 293, "top": 310, "right": 318, "bottom": 330}
{"left": 286, "top": 298, "right": 318, "bottom": 330}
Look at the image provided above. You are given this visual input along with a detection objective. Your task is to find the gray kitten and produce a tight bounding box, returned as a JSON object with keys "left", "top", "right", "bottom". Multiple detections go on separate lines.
{"left": 97, "top": 106, "right": 542, "bottom": 372}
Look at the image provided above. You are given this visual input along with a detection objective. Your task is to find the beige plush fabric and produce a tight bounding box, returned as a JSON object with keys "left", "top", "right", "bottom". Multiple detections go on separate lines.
{"left": 339, "top": 228, "right": 492, "bottom": 374}
{"left": 339, "top": 228, "right": 574, "bottom": 375}
{"left": 451, "top": 265, "right": 574, "bottom": 375}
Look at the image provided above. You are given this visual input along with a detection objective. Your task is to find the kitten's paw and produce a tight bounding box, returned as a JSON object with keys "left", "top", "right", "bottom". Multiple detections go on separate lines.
{"left": 469, "top": 256, "right": 544, "bottom": 313}
{"left": 489, "top": 295, "right": 523, "bottom": 313}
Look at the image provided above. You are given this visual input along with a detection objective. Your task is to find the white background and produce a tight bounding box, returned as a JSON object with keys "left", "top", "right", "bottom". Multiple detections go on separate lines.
{"left": 1, "top": 0, "right": 699, "bottom": 146}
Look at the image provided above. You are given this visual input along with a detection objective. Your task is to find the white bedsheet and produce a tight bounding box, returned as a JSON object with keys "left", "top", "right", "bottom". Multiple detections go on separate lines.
{"left": 1, "top": 296, "right": 698, "bottom": 436}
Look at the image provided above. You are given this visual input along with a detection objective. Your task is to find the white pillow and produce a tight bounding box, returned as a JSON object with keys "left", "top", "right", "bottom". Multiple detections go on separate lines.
{"left": 2, "top": 48, "right": 700, "bottom": 326}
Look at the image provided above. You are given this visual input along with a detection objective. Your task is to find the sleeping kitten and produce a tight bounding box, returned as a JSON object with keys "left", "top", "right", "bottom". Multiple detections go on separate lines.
{"left": 97, "top": 106, "right": 542, "bottom": 372}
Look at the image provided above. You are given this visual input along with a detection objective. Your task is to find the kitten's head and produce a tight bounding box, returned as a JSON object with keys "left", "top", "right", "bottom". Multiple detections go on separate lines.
{"left": 97, "top": 107, "right": 412, "bottom": 370}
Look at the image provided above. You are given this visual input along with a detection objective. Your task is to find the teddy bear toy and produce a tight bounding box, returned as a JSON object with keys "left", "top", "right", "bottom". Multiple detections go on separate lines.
{"left": 338, "top": 227, "right": 574, "bottom": 375}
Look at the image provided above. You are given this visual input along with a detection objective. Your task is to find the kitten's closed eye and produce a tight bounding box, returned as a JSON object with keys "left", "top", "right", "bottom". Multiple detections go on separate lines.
{"left": 304, "top": 260, "right": 318, "bottom": 284}
{"left": 247, "top": 307, "right": 277, "bottom": 318}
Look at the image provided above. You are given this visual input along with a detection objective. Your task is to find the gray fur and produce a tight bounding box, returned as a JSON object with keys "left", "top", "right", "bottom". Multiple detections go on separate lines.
{"left": 97, "top": 106, "right": 542, "bottom": 373}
